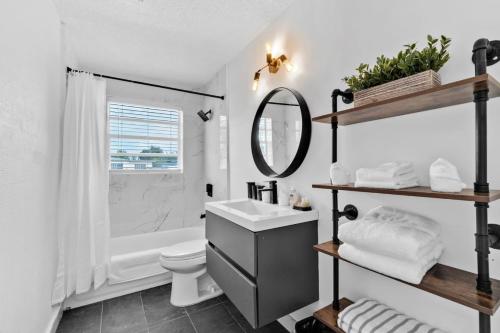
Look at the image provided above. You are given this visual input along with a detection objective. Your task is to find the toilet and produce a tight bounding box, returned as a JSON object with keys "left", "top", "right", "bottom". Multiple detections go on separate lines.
{"left": 159, "top": 239, "right": 222, "bottom": 307}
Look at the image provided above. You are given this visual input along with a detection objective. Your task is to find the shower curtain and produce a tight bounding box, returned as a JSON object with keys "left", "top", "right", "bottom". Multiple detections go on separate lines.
{"left": 52, "top": 72, "right": 109, "bottom": 304}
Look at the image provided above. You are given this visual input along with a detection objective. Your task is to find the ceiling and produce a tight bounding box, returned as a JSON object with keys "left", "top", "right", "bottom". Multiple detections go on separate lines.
{"left": 54, "top": 0, "right": 294, "bottom": 88}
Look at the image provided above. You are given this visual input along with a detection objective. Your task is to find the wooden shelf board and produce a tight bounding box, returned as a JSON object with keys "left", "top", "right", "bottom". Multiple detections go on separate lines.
{"left": 312, "top": 183, "right": 500, "bottom": 203}
{"left": 312, "top": 74, "right": 500, "bottom": 125}
{"left": 313, "top": 298, "right": 353, "bottom": 333}
{"left": 314, "top": 241, "right": 500, "bottom": 315}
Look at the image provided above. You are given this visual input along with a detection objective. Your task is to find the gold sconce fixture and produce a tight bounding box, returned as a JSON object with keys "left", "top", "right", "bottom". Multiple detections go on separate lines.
{"left": 252, "top": 45, "right": 294, "bottom": 91}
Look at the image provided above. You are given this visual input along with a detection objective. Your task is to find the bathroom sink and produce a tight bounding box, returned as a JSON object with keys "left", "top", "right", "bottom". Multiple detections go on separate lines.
{"left": 205, "top": 199, "right": 318, "bottom": 232}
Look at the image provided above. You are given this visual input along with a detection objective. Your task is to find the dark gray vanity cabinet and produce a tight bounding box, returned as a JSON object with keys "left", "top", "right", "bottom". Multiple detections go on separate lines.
{"left": 206, "top": 211, "right": 319, "bottom": 328}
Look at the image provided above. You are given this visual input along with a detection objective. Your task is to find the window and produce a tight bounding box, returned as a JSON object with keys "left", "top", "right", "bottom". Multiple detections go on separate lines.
{"left": 259, "top": 117, "right": 273, "bottom": 166}
{"left": 109, "top": 102, "right": 182, "bottom": 172}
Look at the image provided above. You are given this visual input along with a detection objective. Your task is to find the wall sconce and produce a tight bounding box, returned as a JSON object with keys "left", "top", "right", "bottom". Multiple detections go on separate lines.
{"left": 252, "top": 45, "right": 294, "bottom": 91}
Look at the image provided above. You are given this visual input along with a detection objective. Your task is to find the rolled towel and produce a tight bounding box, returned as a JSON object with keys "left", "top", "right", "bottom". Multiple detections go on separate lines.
{"left": 338, "top": 242, "right": 443, "bottom": 284}
{"left": 338, "top": 206, "right": 441, "bottom": 261}
{"left": 430, "top": 158, "right": 466, "bottom": 193}
{"left": 338, "top": 298, "right": 447, "bottom": 333}
{"left": 356, "top": 161, "right": 414, "bottom": 182}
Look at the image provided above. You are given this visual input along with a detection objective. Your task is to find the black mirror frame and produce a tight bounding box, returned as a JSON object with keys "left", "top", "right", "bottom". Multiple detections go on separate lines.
{"left": 251, "top": 87, "right": 312, "bottom": 178}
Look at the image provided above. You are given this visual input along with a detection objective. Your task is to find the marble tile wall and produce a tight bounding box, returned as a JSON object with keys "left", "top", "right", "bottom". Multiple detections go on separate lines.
{"left": 107, "top": 79, "right": 205, "bottom": 237}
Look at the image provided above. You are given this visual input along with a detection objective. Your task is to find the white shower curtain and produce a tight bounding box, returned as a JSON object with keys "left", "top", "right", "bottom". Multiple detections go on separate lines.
{"left": 52, "top": 72, "right": 109, "bottom": 304}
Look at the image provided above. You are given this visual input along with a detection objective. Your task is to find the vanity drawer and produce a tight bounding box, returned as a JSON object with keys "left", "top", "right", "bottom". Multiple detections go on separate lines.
{"left": 206, "top": 211, "right": 257, "bottom": 276}
{"left": 206, "top": 244, "right": 258, "bottom": 328}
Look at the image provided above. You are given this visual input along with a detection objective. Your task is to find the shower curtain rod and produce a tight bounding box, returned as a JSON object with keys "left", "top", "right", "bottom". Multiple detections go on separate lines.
{"left": 66, "top": 67, "right": 225, "bottom": 100}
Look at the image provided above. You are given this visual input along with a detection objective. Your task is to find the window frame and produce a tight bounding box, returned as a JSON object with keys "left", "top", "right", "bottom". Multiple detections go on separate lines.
{"left": 107, "top": 98, "right": 184, "bottom": 174}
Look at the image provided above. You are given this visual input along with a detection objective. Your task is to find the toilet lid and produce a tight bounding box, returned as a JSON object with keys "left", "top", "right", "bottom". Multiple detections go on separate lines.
{"left": 160, "top": 239, "right": 207, "bottom": 260}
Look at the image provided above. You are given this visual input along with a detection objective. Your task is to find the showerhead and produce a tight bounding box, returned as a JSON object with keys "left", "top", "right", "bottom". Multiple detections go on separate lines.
{"left": 197, "top": 109, "right": 212, "bottom": 122}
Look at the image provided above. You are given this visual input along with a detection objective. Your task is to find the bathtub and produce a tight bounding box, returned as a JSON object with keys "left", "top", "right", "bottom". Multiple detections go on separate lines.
{"left": 64, "top": 226, "right": 205, "bottom": 309}
{"left": 109, "top": 226, "right": 205, "bottom": 284}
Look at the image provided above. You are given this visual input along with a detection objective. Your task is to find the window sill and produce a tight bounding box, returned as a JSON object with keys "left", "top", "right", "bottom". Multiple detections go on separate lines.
{"left": 109, "top": 169, "right": 183, "bottom": 175}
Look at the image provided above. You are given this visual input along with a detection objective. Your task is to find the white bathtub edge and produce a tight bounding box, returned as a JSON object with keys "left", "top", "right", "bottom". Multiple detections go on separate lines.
{"left": 63, "top": 272, "right": 172, "bottom": 309}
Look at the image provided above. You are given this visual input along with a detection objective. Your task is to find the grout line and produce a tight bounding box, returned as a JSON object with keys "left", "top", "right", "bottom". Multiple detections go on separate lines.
{"left": 221, "top": 302, "right": 246, "bottom": 333}
{"left": 139, "top": 292, "right": 150, "bottom": 333}
{"left": 185, "top": 310, "right": 199, "bottom": 333}
{"left": 99, "top": 301, "right": 103, "bottom": 333}
{"left": 185, "top": 298, "right": 225, "bottom": 315}
{"left": 148, "top": 313, "right": 189, "bottom": 328}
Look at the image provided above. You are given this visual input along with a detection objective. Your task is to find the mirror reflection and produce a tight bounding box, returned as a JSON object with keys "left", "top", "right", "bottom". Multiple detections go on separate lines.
{"left": 258, "top": 90, "right": 302, "bottom": 175}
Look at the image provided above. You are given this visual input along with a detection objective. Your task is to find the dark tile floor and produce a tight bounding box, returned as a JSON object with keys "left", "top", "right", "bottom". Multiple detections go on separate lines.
{"left": 57, "top": 284, "right": 289, "bottom": 333}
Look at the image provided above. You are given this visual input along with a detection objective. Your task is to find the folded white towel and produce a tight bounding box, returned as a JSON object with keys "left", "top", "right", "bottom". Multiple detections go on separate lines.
{"left": 338, "top": 242, "right": 443, "bottom": 284}
{"left": 430, "top": 158, "right": 466, "bottom": 192}
{"left": 356, "top": 161, "right": 414, "bottom": 182}
{"left": 338, "top": 206, "right": 441, "bottom": 261}
{"left": 354, "top": 176, "right": 419, "bottom": 189}
{"left": 338, "top": 298, "right": 447, "bottom": 333}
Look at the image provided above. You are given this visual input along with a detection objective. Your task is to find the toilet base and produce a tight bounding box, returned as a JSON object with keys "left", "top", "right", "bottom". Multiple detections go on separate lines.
{"left": 170, "top": 267, "right": 223, "bottom": 307}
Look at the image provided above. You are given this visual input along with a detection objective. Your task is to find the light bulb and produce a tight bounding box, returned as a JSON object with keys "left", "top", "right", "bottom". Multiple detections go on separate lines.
{"left": 252, "top": 79, "right": 259, "bottom": 91}
{"left": 285, "top": 61, "right": 294, "bottom": 72}
{"left": 252, "top": 72, "right": 260, "bottom": 91}
{"left": 266, "top": 43, "right": 272, "bottom": 55}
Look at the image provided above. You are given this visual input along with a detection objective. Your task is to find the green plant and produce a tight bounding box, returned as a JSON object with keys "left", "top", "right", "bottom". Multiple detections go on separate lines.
{"left": 343, "top": 35, "right": 451, "bottom": 92}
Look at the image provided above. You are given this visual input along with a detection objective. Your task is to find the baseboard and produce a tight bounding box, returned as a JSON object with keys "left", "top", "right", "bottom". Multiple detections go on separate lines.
{"left": 279, "top": 301, "right": 321, "bottom": 333}
{"left": 64, "top": 272, "right": 172, "bottom": 309}
{"left": 278, "top": 315, "right": 296, "bottom": 333}
{"left": 46, "top": 304, "right": 62, "bottom": 333}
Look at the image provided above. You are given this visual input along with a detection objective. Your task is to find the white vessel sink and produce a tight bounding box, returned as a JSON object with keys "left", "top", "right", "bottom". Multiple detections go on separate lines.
{"left": 205, "top": 199, "right": 318, "bottom": 232}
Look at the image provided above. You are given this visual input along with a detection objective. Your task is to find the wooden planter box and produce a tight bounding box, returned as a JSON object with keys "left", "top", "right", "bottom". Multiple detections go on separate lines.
{"left": 353, "top": 70, "right": 441, "bottom": 107}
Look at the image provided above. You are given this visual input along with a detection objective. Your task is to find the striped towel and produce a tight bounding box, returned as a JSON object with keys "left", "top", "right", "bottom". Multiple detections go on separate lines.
{"left": 338, "top": 298, "right": 446, "bottom": 333}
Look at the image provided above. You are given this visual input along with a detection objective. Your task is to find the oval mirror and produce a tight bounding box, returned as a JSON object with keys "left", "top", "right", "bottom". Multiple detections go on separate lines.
{"left": 251, "top": 87, "right": 311, "bottom": 178}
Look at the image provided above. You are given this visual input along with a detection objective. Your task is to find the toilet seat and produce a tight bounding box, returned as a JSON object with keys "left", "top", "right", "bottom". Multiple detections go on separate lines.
{"left": 160, "top": 239, "right": 207, "bottom": 261}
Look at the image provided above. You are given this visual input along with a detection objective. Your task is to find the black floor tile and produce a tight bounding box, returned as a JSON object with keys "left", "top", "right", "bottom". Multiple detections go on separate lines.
{"left": 189, "top": 303, "right": 243, "bottom": 333}
{"left": 217, "top": 294, "right": 230, "bottom": 303}
{"left": 56, "top": 302, "right": 102, "bottom": 333}
{"left": 247, "top": 321, "right": 289, "bottom": 333}
{"left": 57, "top": 287, "right": 290, "bottom": 333}
{"left": 184, "top": 293, "right": 224, "bottom": 314}
{"left": 141, "top": 284, "right": 186, "bottom": 326}
{"left": 222, "top": 299, "right": 288, "bottom": 333}
{"left": 101, "top": 292, "right": 148, "bottom": 333}
{"left": 148, "top": 316, "right": 197, "bottom": 333}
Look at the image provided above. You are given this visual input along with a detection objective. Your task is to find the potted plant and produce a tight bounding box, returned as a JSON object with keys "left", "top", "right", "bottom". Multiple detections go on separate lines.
{"left": 343, "top": 35, "right": 451, "bottom": 107}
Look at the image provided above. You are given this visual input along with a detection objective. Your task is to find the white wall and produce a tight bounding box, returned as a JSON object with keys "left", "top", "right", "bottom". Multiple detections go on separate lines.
{"left": 202, "top": 66, "right": 229, "bottom": 202}
{"left": 0, "top": 1, "right": 64, "bottom": 332}
{"left": 107, "top": 80, "right": 206, "bottom": 237}
{"left": 222, "top": 0, "right": 500, "bottom": 331}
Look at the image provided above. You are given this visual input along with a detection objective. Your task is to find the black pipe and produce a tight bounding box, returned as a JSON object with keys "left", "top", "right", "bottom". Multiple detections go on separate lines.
{"left": 66, "top": 67, "right": 225, "bottom": 100}
{"left": 479, "top": 313, "right": 491, "bottom": 333}
{"left": 475, "top": 202, "right": 492, "bottom": 293}
{"left": 472, "top": 38, "right": 494, "bottom": 333}
{"left": 331, "top": 91, "right": 340, "bottom": 311}
{"left": 330, "top": 89, "right": 353, "bottom": 311}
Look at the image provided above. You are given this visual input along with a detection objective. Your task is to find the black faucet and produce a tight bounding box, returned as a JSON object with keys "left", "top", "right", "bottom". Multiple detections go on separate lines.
{"left": 247, "top": 181, "right": 278, "bottom": 204}
{"left": 247, "top": 182, "right": 257, "bottom": 199}
{"left": 258, "top": 181, "right": 278, "bottom": 204}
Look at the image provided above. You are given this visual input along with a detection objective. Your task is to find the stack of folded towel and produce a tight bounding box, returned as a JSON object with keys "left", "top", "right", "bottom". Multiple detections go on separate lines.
{"left": 338, "top": 298, "right": 446, "bottom": 333}
{"left": 354, "top": 161, "right": 418, "bottom": 189}
{"left": 338, "top": 206, "right": 443, "bottom": 284}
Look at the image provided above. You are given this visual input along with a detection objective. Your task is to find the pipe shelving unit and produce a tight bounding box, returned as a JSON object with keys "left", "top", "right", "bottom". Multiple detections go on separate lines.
{"left": 311, "top": 39, "right": 500, "bottom": 333}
